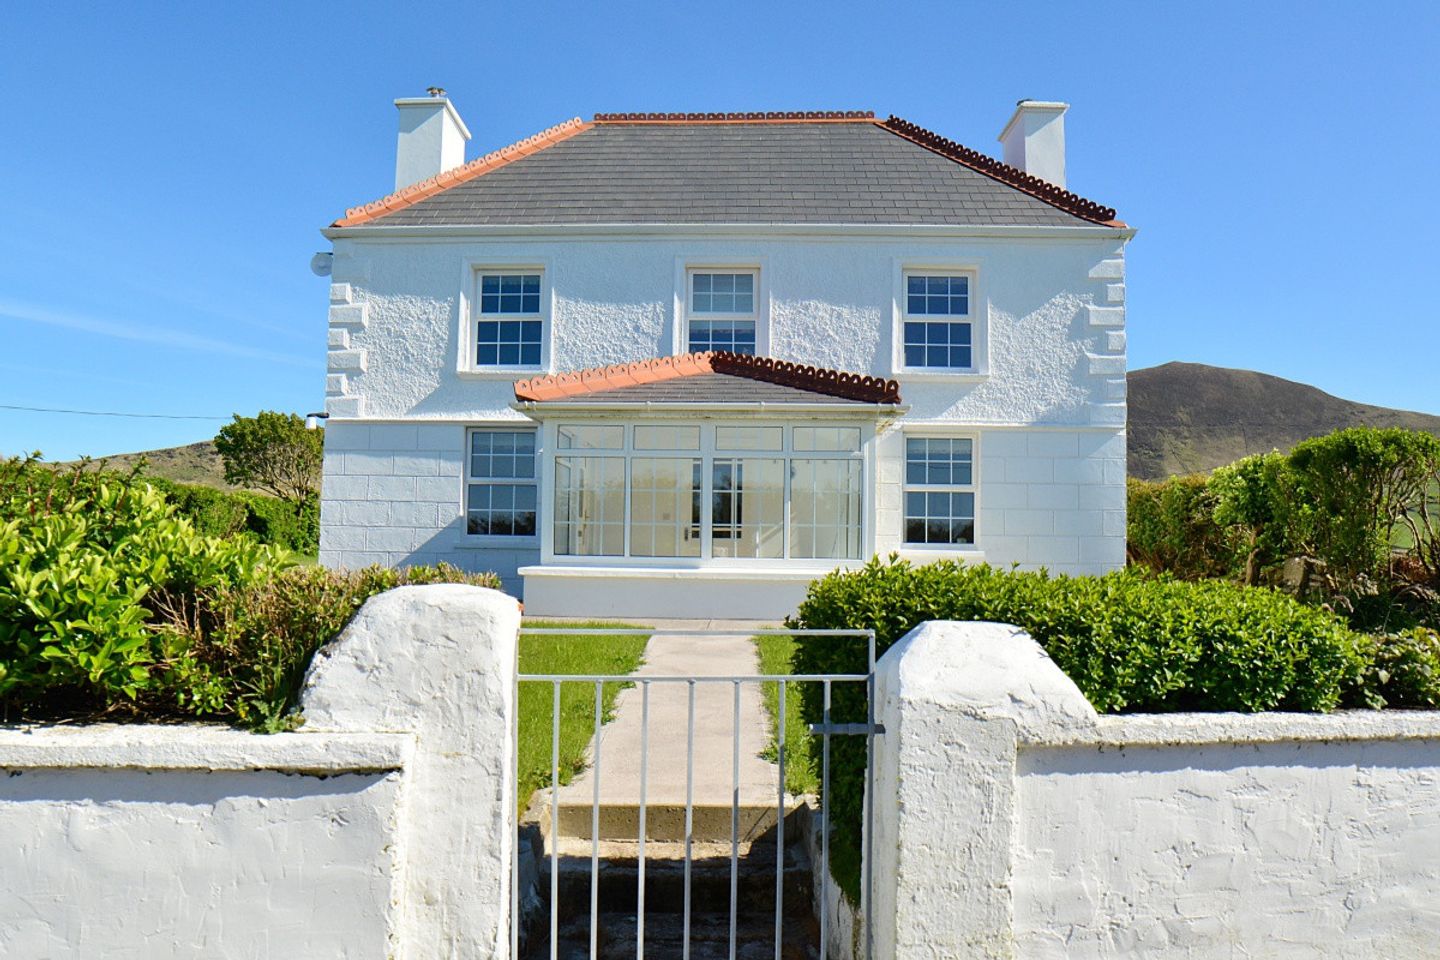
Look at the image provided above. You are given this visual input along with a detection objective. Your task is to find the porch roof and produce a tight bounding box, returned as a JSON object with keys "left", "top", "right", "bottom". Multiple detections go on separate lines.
{"left": 513, "top": 352, "right": 902, "bottom": 406}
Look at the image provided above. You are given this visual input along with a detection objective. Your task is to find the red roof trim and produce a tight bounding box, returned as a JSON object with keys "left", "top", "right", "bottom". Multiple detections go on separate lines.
{"left": 332, "top": 117, "right": 591, "bottom": 227}
{"left": 593, "top": 111, "right": 875, "bottom": 124}
{"left": 877, "top": 115, "right": 1125, "bottom": 227}
{"left": 514, "top": 352, "right": 902, "bottom": 404}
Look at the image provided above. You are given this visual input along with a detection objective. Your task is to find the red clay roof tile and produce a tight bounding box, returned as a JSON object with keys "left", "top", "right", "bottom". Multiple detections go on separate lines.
{"left": 514, "top": 352, "right": 902, "bottom": 404}
{"left": 877, "top": 115, "right": 1123, "bottom": 226}
{"left": 332, "top": 117, "right": 592, "bottom": 227}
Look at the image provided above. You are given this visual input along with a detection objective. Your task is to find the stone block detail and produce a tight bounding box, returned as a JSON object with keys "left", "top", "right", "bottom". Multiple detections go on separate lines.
{"left": 326, "top": 374, "right": 348, "bottom": 397}
{"left": 1104, "top": 377, "right": 1127, "bottom": 401}
{"left": 328, "top": 348, "right": 367, "bottom": 373}
{"left": 1088, "top": 354, "right": 1125, "bottom": 376}
{"left": 1086, "top": 305, "right": 1125, "bottom": 328}
{"left": 1105, "top": 283, "right": 1125, "bottom": 304}
{"left": 328, "top": 303, "right": 368, "bottom": 328}
{"left": 328, "top": 327, "right": 351, "bottom": 349}
{"left": 326, "top": 396, "right": 364, "bottom": 418}
{"left": 329, "top": 283, "right": 352, "bottom": 304}
{"left": 1106, "top": 330, "right": 1127, "bottom": 353}
{"left": 1088, "top": 258, "right": 1125, "bottom": 280}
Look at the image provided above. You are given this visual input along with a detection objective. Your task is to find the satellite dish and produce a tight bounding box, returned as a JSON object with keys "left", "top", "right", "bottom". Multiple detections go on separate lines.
{"left": 310, "top": 252, "right": 333, "bottom": 277}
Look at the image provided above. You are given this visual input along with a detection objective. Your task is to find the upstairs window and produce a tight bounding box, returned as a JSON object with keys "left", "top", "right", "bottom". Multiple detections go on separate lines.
{"left": 687, "top": 270, "right": 758, "bottom": 355}
{"left": 476, "top": 272, "right": 543, "bottom": 367}
{"left": 902, "top": 273, "right": 973, "bottom": 370}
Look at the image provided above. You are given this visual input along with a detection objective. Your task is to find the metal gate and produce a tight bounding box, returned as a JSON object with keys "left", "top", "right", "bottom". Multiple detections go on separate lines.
{"left": 510, "top": 627, "right": 878, "bottom": 960}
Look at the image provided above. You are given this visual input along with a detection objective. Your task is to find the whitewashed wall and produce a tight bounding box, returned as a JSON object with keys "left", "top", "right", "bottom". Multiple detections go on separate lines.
{"left": 873, "top": 621, "right": 1440, "bottom": 959}
{"left": 0, "top": 585, "right": 521, "bottom": 960}
{"left": 319, "top": 230, "right": 1127, "bottom": 589}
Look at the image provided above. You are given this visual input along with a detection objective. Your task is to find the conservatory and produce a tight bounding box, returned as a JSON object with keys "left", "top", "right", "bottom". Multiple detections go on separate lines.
{"left": 511, "top": 353, "right": 906, "bottom": 618}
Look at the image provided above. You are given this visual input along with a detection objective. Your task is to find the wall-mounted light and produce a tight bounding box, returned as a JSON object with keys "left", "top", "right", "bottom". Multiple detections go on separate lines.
{"left": 305, "top": 411, "right": 330, "bottom": 430}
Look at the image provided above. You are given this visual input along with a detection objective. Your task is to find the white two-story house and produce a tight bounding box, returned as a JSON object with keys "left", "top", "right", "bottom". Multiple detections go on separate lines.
{"left": 317, "top": 94, "right": 1133, "bottom": 618}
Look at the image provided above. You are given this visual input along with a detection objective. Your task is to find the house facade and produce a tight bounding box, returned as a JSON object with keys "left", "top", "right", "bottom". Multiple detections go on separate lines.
{"left": 318, "top": 97, "right": 1133, "bottom": 618}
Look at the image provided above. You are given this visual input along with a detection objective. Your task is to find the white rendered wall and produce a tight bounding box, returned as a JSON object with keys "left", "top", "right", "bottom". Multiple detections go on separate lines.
{"left": 0, "top": 584, "right": 522, "bottom": 960}
{"left": 873, "top": 620, "right": 1440, "bottom": 959}
{"left": 320, "top": 231, "right": 1127, "bottom": 594}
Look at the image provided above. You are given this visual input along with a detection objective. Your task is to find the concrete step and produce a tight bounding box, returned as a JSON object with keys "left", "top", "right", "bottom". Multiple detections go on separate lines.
{"left": 554, "top": 802, "right": 781, "bottom": 844}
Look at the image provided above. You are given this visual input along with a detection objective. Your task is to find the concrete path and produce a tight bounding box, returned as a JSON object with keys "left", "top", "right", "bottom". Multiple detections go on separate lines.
{"left": 551, "top": 621, "right": 786, "bottom": 842}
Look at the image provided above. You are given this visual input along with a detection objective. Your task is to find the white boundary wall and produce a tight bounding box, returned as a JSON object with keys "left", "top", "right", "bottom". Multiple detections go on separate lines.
{"left": 872, "top": 621, "right": 1440, "bottom": 958}
{"left": 0, "top": 584, "right": 520, "bottom": 959}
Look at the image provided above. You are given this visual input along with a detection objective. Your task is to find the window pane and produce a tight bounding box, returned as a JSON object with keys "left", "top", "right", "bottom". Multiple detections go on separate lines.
{"left": 903, "top": 274, "right": 969, "bottom": 317}
{"left": 630, "top": 458, "right": 702, "bottom": 558}
{"left": 554, "top": 456, "right": 626, "bottom": 556}
{"left": 903, "top": 319, "right": 973, "bottom": 369}
{"left": 558, "top": 425, "right": 625, "bottom": 450}
{"left": 715, "top": 426, "right": 782, "bottom": 451}
{"left": 467, "top": 431, "right": 539, "bottom": 538}
{"left": 477, "top": 316, "right": 543, "bottom": 367}
{"left": 790, "top": 459, "right": 862, "bottom": 559}
{"left": 478, "top": 273, "right": 542, "bottom": 314}
{"left": 691, "top": 272, "right": 756, "bottom": 314}
{"left": 903, "top": 439, "right": 975, "bottom": 545}
{"left": 793, "top": 426, "right": 862, "bottom": 452}
{"left": 711, "top": 458, "right": 785, "bottom": 559}
{"left": 689, "top": 319, "right": 757, "bottom": 355}
{"left": 634, "top": 425, "right": 701, "bottom": 450}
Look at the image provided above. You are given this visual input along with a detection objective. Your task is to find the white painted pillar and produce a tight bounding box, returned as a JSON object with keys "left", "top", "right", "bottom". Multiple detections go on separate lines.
{"left": 870, "top": 621, "right": 1096, "bottom": 958}
{"left": 301, "top": 583, "right": 522, "bottom": 959}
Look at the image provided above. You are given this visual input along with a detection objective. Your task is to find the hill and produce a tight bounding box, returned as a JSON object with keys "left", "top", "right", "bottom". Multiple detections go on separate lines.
{"left": 1128, "top": 362, "right": 1440, "bottom": 479}
{"left": 71, "top": 441, "right": 234, "bottom": 489}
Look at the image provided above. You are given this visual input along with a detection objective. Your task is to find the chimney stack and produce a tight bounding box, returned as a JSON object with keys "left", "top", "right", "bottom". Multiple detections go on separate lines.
{"left": 393, "top": 88, "right": 472, "bottom": 191}
{"left": 998, "top": 100, "right": 1068, "bottom": 188}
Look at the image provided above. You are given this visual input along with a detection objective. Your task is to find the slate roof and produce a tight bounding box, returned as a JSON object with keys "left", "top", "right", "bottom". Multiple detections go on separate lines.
{"left": 549, "top": 372, "right": 870, "bottom": 405}
{"left": 334, "top": 112, "right": 1122, "bottom": 229}
{"left": 514, "top": 352, "right": 902, "bottom": 405}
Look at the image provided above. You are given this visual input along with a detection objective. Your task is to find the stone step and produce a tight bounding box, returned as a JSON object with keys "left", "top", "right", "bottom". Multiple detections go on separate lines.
{"left": 542, "top": 849, "right": 814, "bottom": 919}
{"left": 554, "top": 801, "right": 783, "bottom": 844}
{"left": 532, "top": 911, "right": 820, "bottom": 960}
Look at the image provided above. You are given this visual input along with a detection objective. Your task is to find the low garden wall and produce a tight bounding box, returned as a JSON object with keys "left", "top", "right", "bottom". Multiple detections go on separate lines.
{"left": 873, "top": 620, "right": 1440, "bottom": 958}
{"left": 0, "top": 584, "right": 520, "bottom": 960}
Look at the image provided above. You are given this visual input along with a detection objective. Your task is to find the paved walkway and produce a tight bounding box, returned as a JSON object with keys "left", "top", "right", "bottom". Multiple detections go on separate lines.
{"left": 552, "top": 621, "right": 785, "bottom": 841}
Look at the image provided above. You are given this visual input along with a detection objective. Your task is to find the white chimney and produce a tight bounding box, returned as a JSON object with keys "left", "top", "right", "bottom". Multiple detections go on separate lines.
{"left": 998, "top": 100, "right": 1068, "bottom": 188}
{"left": 393, "top": 88, "right": 472, "bottom": 190}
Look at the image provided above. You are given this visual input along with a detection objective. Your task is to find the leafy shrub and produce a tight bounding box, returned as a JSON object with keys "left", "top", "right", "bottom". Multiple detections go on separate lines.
{"left": 1288, "top": 428, "right": 1440, "bottom": 589}
{"left": 0, "top": 460, "right": 290, "bottom": 715}
{"left": 145, "top": 476, "right": 319, "bottom": 554}
{"left": 1209, "top": 452, "right": 1297, "bottom": 585}
{"left": 1, "top": 456, "right": 499, "bottom": 728}
{"left": 1126, "top": 475, "right": 1234, "bottom": 579}
{"left": 160, "top": 563, "right": 500, "bottom": 730}
{"left": 786, "top": 556, "right": 1375, "bottom": 900}
{"left": 1350, "top": 628, "right": 1440, "bottom": 710}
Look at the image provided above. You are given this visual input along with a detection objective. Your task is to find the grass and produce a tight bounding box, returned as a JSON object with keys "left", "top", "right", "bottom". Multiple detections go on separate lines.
{"left": 516, "top": 620, "right": 650, "bottom": 815}
{"left": 752, "top": 633, "right": 820, "bottom": 796}
{"left": 753, "top": 631, "right": 867, "bottom": 905}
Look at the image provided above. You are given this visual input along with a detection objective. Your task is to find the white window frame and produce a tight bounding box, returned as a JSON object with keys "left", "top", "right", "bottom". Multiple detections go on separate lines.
{"left": 457, "top": 260, "right": 552, "bottom": 377}
{"left": 539, "top": 417, "right": 872, "bottom": 566}
{"left": 892, "top": 262, "right": 987, "bottom": 378}
{"left": 463, "top": 426, "right": 540, "bottom": 544}
{"left": 672, "top": 258, "right": 768, "bottom": 357}
{"left": 901, "top": 432, "right": 980, "bottom": 550}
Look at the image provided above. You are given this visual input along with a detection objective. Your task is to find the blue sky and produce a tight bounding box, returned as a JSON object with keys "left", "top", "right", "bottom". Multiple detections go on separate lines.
{"left": 2, "top": 1, "right": 1436, "bottom": 460}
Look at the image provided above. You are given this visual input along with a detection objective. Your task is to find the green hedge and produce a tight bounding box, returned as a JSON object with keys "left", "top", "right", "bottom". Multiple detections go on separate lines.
{"left": 1, "top": 457, "right": 497, "bottom": 728}
{"left": 145, "top": 477, "right": 320, "bottom": 554}
{"left": 785, "top": 556, "right": 1388, "bottom": 900}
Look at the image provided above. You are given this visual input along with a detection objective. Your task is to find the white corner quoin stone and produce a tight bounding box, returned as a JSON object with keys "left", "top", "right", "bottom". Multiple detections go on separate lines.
{"left": 0, "top": 584, "right": 521, "bottom": 960}
{"left": 871, "top": 619, "right": 1440, "bottom": 959}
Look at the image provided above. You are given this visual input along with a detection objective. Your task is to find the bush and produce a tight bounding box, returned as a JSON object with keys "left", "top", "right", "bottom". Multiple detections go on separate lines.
{"left": 1126, "top": 475, "right": 1234, "bottom": 580}
{"left": 145, "top": 476, "right": 319, "bottom": 554}
{"left": 0, "top": 456, "right": 499, "bottom": 728}
{"left": 1351, "top": 628, "right": 1440, "bottom": 710}
{"left": 786, "top": 556, "right": 1376, "bottom": 900}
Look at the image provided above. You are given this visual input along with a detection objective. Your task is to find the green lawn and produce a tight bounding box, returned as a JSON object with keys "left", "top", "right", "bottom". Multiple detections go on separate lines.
{"left": 752, "top": 632, "right": 820, "bottom": 796}
{"left": 516, "top": 620, "right": 650, "bottom": 814}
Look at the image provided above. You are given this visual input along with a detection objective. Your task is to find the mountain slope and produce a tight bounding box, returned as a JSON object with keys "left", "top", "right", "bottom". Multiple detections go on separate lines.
{"left": 1128, "top": 362, "right": 1440, "bottom": 479}
{"left": 70, "top": 441, "right": 233, "bottom": 489}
